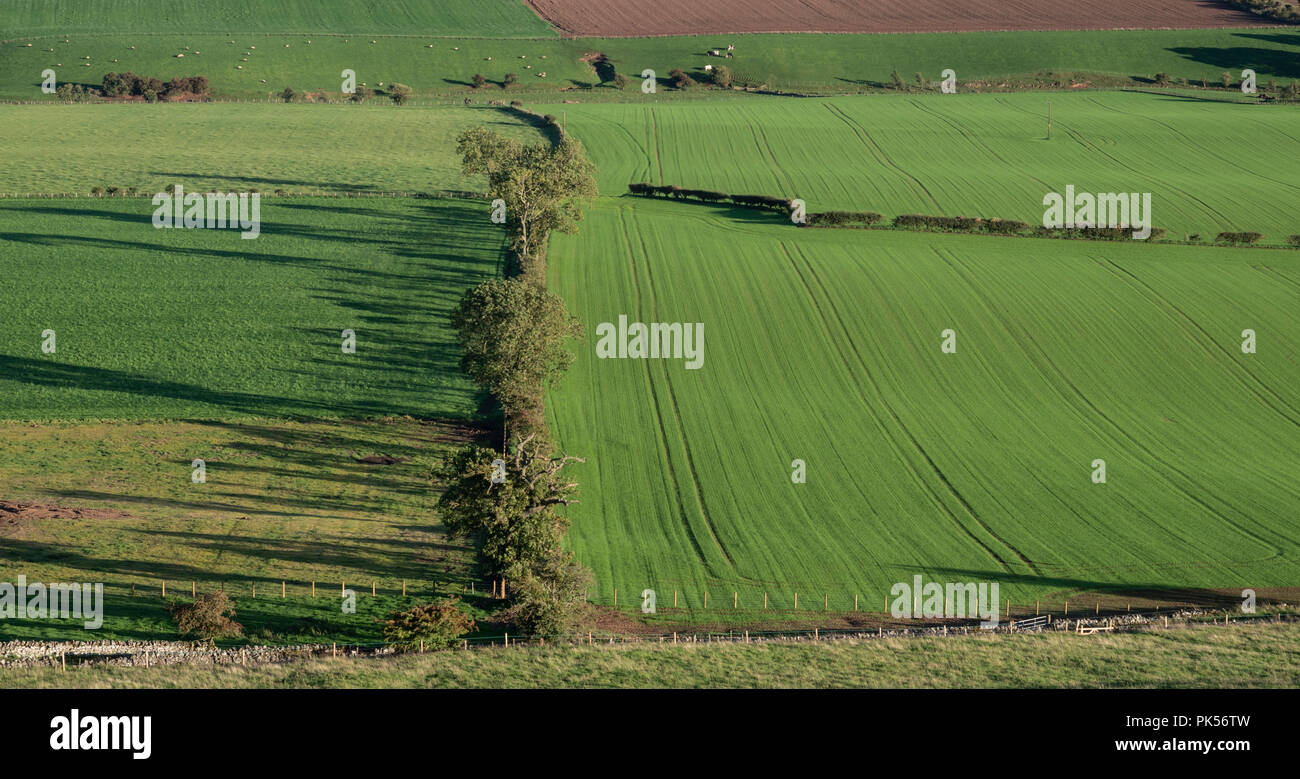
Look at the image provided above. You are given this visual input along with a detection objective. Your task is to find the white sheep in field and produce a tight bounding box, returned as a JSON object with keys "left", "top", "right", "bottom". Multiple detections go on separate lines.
{"left": 704, "top": 65, "right": 713, "bottom": 72}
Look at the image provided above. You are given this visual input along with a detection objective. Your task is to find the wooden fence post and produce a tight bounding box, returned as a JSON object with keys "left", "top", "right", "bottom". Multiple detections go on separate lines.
{"left": 734, "top": 591, "right": 737, "bottom": 609}
{"left": 794, "top": 592, "right": 798, "bottom": 609}
{"left": 371, "top": 581, "right": 375, "bottom": 597}
{"left": 613, "top": 588, "right": 617, "bottom": 607}
{"left": 311, "top": 581, "right": 315, "bottom": 597}
{"left": 824, "top": 593, "right": 827, "bottom": 611}
{"left": 854, "top": 594, "right": 858, "bottom": 611}
{"left": 673, "top": 590, "right": 677, "bottom": 608}
{"left": 192, "top": 581, "right": 196, "bottom": 597}
{"left": 402, "top": 580, "right": 406, "bottom": 596}
{"left": 703, "top": 591, "right": 707, "bottom": 608}
{"left": 251, "top": 583, "right": 256, "bottom": 598}
{"left": 763, "top": 592, "right": 767, "bottom": 609}
{"left": 282, "top": 581, "right": 285, "bottom": 597}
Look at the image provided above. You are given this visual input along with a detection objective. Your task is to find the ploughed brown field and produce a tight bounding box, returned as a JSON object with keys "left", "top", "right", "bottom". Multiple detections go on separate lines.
{"left": 525, "top": 0, "right": 1272, "bottom": 36}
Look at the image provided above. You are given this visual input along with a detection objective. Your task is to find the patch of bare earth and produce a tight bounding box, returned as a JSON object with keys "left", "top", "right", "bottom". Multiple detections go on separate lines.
{"left": 0, "top": 500, "right": 129, "bottom": 532}
{"left": 525, "top": 0, "right": 1271, "bottom": 36}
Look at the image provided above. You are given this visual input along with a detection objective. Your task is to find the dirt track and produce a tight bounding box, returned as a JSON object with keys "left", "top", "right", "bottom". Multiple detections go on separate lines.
{"left": 525, "top": 0, "right": 1272, "bottom": 36}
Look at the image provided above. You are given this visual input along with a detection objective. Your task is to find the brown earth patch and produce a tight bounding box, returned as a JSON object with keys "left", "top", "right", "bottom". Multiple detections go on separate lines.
{"left": 0, "top": 500, "right": 129, "bottom": 530}
{"left": 525, "top": 0, "right": 1271, "bottom": 37}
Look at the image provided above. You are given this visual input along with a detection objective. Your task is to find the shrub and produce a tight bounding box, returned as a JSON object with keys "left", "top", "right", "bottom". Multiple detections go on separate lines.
{"left": 280, "top": 87, "right": 297, "bottom": 103}
{"left": 349, "top": 85, "right": 374, "bottom": 102}
{"left": 711, "top": 65, "right": 733, "bottom": 89}
{"left": 668, "top": 68, "right": 696, "bottom": 89}
{"left": 982, "top": 218, "right": 1031, "bottom": 234}
{"left": 509, "top": 99, "right": 523, "bottom": 107}
{"left": 1288, "top": 235, "right": 1300, "bottom": 247}
{"left": 388, "top": 83, "right": 412, "bottom": 105}
{"left": 627, "top": 182, "right": 654, "bottom": 196}
{"left": 381, "top": 598, "right": 475, "bottom": 650}
{"left": 169, "top": 591, "right": 243, "bottom": 640}
{"left": 613, "top": 72, "right": 630, "bottom": 90}
{"left": 542, "top": 113, "right": 558, "bottom": 125}
{"left": 807, "top": 211, "right": 883, "bottom": 226}
{"left": 1216, "top": 231, "right": 1264, "bottom": 244}
{"left": 503, "top": 73, "right": 518, "bottom": 89}
{"left": 894, "top": 214, "right": 982, "bottom": 231}
{"left": 90, "top": 186, "right": 104, "bottom": 196}
{"left": 472, "top": 73, "right": 487, "bottom": 89}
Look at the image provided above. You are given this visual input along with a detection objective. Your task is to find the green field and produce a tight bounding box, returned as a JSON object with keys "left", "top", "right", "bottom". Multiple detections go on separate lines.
{"left": 5, "top": 621, "right": 1298, "bottom": 688}
{"left": 545, "top": 196, "right": 1300, "bottom": 612}
{"left": 2, "top": 0, "right": 556, "bottom": 37}
{"left": 0, "top": 197, "right": 505, "bottom": 419}
{"left": 2, "top": 28, "right": 1297, "bottom": 100}
{"left": 0, "top": 417, "right": 501, "bottom": 644}
{"left": 541, "top": 90, "right": 1300, "bottom": 242}
{"left": 0, "top": 103, "right": 545, "bottom": 195}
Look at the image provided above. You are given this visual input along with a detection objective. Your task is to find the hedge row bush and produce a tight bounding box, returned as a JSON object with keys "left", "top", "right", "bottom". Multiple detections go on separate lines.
{"left": 1216, "top": 232, "right": 1265, "bottom": 244}
{"left": 627, "top": 183, "right": 788, "bottom": 210}
{"left": 806, "top": 210, "right": 883, "bottom": 226}
{"left": 1225, "top": 0, "right": 1300, "bottom": 24}
{"left": 1037, "top": 226, "right": 1168, "bottom": 241}
{"left": 1287, "top": 235, "right": 1300, "bottom": 247}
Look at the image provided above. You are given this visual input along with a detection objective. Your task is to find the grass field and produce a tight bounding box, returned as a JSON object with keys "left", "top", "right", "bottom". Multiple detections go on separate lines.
{"left": 2, "top": 0, "right": 556, "bottom": 37}
{"left": 545, "top": 196, "right": 1300, "bottom": 612}
{"left": 541, "top": 90, "right": 1300, "bottom": 242}
{"left": 5, "top": 621, "right": 1297, "bottom": 688}
{"left": 0, "top": 416, "right": 501, "bottom": 644}
{"left": 0, "top": 197, "right": 507, "bottom": 420}
{"left": 2, "top": 28, "right": 1297, "bottom": 100}
{"left": 0, "top": 103, "right": 545, "bottom": 195}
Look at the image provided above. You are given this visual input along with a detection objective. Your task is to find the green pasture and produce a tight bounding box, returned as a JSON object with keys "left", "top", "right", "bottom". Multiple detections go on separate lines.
{"left": 0, "top": 103, "right": 545, "bottom": 195}
{"left": 2, "top": 27, "right": 1297, "bottom": 100}
{"left": 543, "top": 90, "right": 1300, "bottom": 242}
{"left": 546, "top": 197, "right": 1300, "bottom": 612}
{"left": 1, "top": 0, "right": 556, "bottom": 37}
{"left": 0, "top": 197, "right": 506, "bottom": 419}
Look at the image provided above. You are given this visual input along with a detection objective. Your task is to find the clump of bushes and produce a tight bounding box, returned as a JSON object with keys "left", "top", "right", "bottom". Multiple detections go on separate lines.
{"left": 1216, "top": 231, "right": 1264, "bottom": 244}
{"left": 168, "top": 591, "right": 243, "bottom": 640}
{"left": 1037, "top": 226, "right": 1168, "bottom": 241}
{"left": 387, "top": 83, "right": 412, "bottom": 105}
{"left": 55, "top": 83, "right": 98, "bottom": 102}
{"left": 894, "top": 214, "right": 983, "bottom": 231}
{"left": 668, "top": 68, "right": 696, "bottom": 89}
{"left": 1287, "top": 235, "right": 1300, "bottom": 247}
{"left": 1224, "top": 0, "right": 1300, "bottom": 24}
{"left": 102, "top": 72, "right": 209, "bottom": 101}
{"left": 381, "top": 598, "right": 475, "bottom": 651}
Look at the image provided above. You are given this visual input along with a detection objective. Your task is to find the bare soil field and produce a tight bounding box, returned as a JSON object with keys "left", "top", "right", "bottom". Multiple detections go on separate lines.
{"left": 525, "top": 0, "right": 1272, "bottom": 36}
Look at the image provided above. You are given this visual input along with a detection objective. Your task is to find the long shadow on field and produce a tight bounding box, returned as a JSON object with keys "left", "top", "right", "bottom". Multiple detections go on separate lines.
{"left": 919, "top": 566, "right": 1259, "bottom": 609}
{"left": 618, "top": 195, "right": 797, "bottom": 227}
{"left": 1167, "top": 45, "right": 1300, "bottom": 80}
{"left": 149, "top": 171, "right": 381, "bottom": 192}
{"left": 0, "top": 199, "right": 502, "bottom": 419}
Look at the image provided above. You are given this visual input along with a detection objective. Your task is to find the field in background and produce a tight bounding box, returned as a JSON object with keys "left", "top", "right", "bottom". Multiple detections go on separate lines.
{"left": 2, "top": 0, "right": 556, "bottom": 37}
{"left": 546, "top": 197, "right": 1300, "bottom": 611}
{"left": 2, "top": 28, "right": 1298, "bottom": 100}
{"left": 0, "top": 198, "right": 506, "bottom": 420}
{"left": 6, "top": 621, "right": 1298, "bottom": 688}
{"left": 541, "top": 90, "right": 1300, "bottom": 242}
{"left": 0, "top": 104, "right": 545, "bottom": 195}
{"left": 525, "top": 0, "right": 1270, "bottom": 36}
